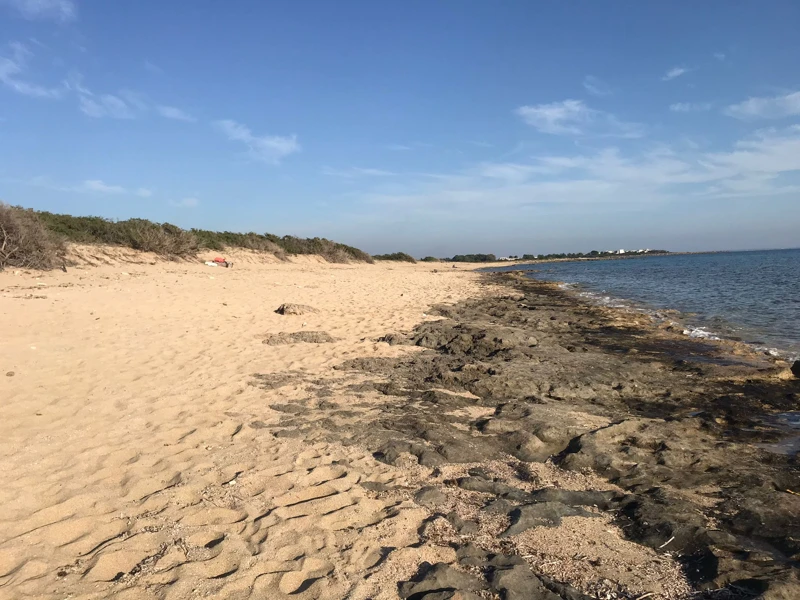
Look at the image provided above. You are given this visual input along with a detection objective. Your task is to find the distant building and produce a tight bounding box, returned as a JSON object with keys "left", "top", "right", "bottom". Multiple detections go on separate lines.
{"left": 617, "top": 249, "right": 626, "bottom": 254}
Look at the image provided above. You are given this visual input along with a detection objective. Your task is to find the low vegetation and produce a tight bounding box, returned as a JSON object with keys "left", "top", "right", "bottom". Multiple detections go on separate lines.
{"left": 0, "top": 204, "right": 373, "bottom": 270}
{"left": 0, "top": 204, "right": 65, "bottom": 270}
{"left": 447, "top": 253, "right": 497, "bottom": 263}
{"left": 420, "top": 256, "right": 440, "bottom": 262}
{"left": 372, "top": 252, "right": 417, "bottom": 263}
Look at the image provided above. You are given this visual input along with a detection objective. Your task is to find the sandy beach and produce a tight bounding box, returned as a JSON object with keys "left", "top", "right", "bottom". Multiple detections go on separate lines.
{"left": 1, "top": 253, "right": 798, "bottom": 600}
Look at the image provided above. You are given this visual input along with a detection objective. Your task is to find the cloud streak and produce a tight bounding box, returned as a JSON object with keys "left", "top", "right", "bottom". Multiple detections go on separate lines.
{"left": 157, "top": 105, "right": 196, "bottom": 122}
{"left": 582, "top": 75, "right": 612, "bottom": 97}
{"left": 515, "top": 99, "right": 643, "bottom": 138}
{"left": 354, "top": 125, "right": 800, "bottom": 217}
{"left": 214, "top": 119, "right": 300, "bottom": 164}
{"left": 75, "top": 179, "right": 153, "bottom": 197}
{"left": 0, "top": 0, "right": 75, "bottom": 22}
{"left": 670, "top": 102, "right": 712, "bottom": 112}
{"left": 0, "top": 41, "right": 63, "bottom": 98}
{"left": 322, "top": 166, "right": 394, "bottom": 178}
{"left": 79, "top": 93, "right": 136, "bottom": 119}
{"left": 724, "top": 91, "right": 800, "bottom": 120}
{"left": 662, "top": 66, "right": 688, "bottom": 81}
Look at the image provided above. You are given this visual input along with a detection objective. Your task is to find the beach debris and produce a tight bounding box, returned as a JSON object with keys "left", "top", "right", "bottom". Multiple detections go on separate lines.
{"left": 212, "top": 257, "right": 233, "bottom": 268}
{"left": 5, "top": 371, "right": 14, "bottom": 377}
{"left": 204, "top": 261, "right": 218, "bottom": 267}
{"left": 262, "top": 331, "right": 336, "bottom": 345}
{"left": 275, "top": 303, "right": 319, "bottom": 316}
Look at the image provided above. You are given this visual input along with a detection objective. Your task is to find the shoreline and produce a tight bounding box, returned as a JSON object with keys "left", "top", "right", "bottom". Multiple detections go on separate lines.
{"left": 485, "top": 254, "right": 800, "bottom": 363}
{"left": 1, "top": 261, "right": 798, "bottom": 599}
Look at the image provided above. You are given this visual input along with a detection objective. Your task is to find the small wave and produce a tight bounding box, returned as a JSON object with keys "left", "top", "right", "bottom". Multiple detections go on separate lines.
{"left": 682, "top": 326, "right": 721, "bottom": 341}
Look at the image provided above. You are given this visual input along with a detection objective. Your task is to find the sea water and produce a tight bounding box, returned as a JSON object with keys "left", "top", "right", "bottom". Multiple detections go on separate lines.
{"left": 490, "top": 249, "right": 800, "bottom": 360}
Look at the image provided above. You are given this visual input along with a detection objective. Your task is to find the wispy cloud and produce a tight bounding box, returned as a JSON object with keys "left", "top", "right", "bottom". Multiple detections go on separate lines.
{"left": 75, "top": 180, "right": 152, "bottom": 197}
{"left": 67, "top": 78, "right": 194, "bottom": 122}
{"left": 0, "top": 41, "right": 63, "bottom": 98}
{"left": 119, "top": 89, "right": 148, "bottom": 111}
{"left": 170, "top": 197, "right": 199, "bottom": 208}
{"left": 79, "top": 93, "right": 135, "bottom": 119}
{"left": 670, "top": 102, "right": 712, "bottom": 112}
{"left": 353, "top": 125, "right": 800, "bottom": 216}
{"left": 144, "top": 60, "right": 163, "bottom": 75}
{"left": 78, "top": 179, "right": 125, "bottom": 194}
{"left": 0, "top": 0, "right": 75, "bottom": 22}
{"left": 724, "top": 91, "right": 800, "bottom": 120}
{"left": 19, "top": 176, "right": 154, "bottom": 197}
{"left": 157, "top": 105, "right": 196, "bottom": 122}
{"left": 515, "top": 99, "right": 643, "bottom": 138}
{"left": 713, "top": 52, "right": 726, "bottom": 61}
{"left": 214, "top": 119, "right": 300, "bottom": 164}
{"left": 582, "top": 75, "right": 612, "bottom": 97}
{"left": 322, "top": 166, "right": 394, "bottom": 178}
{"left": 662, "top": 66, "right": 689, "bottom": 81}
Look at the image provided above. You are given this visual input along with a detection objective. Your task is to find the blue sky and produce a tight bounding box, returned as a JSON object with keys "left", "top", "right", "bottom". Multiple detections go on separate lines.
{"left": 1, "top": 0, "right": 799, "bottom": 256}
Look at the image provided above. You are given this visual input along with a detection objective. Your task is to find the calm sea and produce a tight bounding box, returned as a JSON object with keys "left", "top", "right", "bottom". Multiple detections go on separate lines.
{"left": 490, "top": 249, "right": 800, "bottom": 360}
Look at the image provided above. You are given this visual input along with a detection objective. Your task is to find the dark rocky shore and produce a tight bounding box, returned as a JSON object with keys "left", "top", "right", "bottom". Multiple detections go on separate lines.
{"left": 268, "top": 272, "right": 800, "bottom": 599}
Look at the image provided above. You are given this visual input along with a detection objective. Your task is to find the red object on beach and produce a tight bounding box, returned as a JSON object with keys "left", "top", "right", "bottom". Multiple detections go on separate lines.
{"left": 213, "top": 257, "right": 226, "bottom": 263}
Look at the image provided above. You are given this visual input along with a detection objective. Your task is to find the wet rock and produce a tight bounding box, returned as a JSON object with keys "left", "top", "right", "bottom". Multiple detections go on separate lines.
{"left": 528, "top": 488, "right": 623, "bottom": 510}
{"left": 274, "top": 303, "right": 319, "bottom": 315}
{"left": 360, "top": 481, "right": 389, "bottom": 493}
{"left": 455, "top": 543, "right": 488, "bottom": 567}
{"left": 489, "top": 562, "right": 562, "bottom": 600}
{"left": 483, "top": 497, "right": 515, "bottom": 515}
{"left": 792, "top": 360, "right": 800, "bottom": 378}
{"left": 436, "top": 439, "right": 481, "bottom": 463}
{"left": 414, "top": 486, "right": 448, "bottom": 509}
{"left": 262, "top": 331, "right": 336, "bottom": 345}
{"left": 398, "top": 562, "right": 487, "bottom": 599}
{"left": 502, "top": 430, "right": 551, "bottom": 462}
{"left": 445, "top": 511, "right": 479, "bottom": 535}
{"left": 411, "top": 323, "right": 538, "bottom": 359}
{"left": 456, "top": 476, "right": 532, "bottom": 503}
{"left": 502, "top": 502, "right": 598, "bottom": 537}
{"left": 376, "top": 333, "right": 407, "bottom": 345}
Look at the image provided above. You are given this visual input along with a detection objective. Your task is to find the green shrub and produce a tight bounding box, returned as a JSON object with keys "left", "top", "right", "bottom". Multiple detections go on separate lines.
{"left": 372, "top": 252, "right": 416, "bottom": 263}
{"left": 447, "top": 254, "right": 497, "bottom": 263}
{"left": 11, "top": 207, "right": 373, "bottom": 266}
{"left": 420, "top": 256, "right": 440, "bottom": 262}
